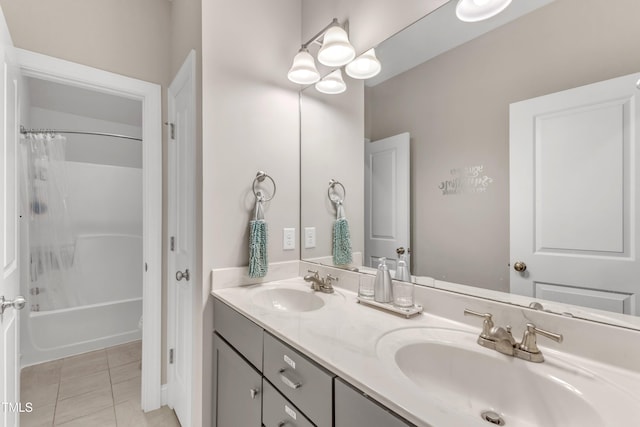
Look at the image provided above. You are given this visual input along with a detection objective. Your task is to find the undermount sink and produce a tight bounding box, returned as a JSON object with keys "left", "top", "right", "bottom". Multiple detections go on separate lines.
{"left": 251, "top": 288, "right": 325, "bottom": 312}
{"left": 376, "top": 327, "right": 640, "bottom": 427}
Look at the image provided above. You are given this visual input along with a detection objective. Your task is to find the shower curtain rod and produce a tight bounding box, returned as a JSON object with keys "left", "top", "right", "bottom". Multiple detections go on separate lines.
{"left": 20, "top": 125, "right": 142, "bottom": 142}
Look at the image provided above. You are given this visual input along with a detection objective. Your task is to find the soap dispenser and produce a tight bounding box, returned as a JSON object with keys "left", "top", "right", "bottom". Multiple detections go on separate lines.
{"left": 395, "top": 248, "right": 411, "bottom": 282}
{"left": 374, "top": 257, "right": 393, "bottom": 303}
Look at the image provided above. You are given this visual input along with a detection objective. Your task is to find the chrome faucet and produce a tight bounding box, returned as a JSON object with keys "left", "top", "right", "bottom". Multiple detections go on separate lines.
{"left": 464, "top": 309, "right": 562, "bottom": 363}
{"left": 303, "top": 270, "right": 337, "bottom": 294}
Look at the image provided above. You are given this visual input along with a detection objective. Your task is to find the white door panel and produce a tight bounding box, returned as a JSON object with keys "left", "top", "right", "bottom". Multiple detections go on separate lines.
{"left": 510, "top": 72, "right": 640, "bottom": 314}
{"left": 364, "top": 133, "right": 410, "bottom": 269}
{"left": 0, "top": 6, "right": 20, "bottom": 425}
{"left": 167, "top": 50, "right": 196, "bottom": 427}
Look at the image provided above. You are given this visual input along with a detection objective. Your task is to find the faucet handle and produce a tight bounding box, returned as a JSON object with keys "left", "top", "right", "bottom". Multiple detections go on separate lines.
{"left": 519, "top": 323, "right": 563, "bottom": 354}
{"left": 306, "top": 269, "right": 319, "bottom": 277}
{"left": 464, "top": 309, "right": 494, "bottom": 339}
{"left": 325, "top": 274, "right": 339, "bottom": 283}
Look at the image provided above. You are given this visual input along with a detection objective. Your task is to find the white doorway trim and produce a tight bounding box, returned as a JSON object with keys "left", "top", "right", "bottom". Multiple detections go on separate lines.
{"left": 15, "top": 49, "right": 163, "bottom": 411}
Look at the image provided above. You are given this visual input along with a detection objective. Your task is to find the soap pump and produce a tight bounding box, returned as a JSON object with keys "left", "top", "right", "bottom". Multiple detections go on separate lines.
{"left": 374, "top": 257, "right": 393, "bottom": 303}
{"left": 395, "top": 247, "right": 411, "bottom": 281}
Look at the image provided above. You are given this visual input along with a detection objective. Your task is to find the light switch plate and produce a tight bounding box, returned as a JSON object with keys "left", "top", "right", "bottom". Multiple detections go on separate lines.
{"left": 304, "top": 227, "right": 316, "bottom": 249}
{"left": 283, "top": 228, "right": 295, "bottom": 250}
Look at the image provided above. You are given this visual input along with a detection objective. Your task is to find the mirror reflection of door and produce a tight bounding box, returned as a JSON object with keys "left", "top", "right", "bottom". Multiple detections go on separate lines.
{"left": 510, "top": 72, "right": 640, "bottom": 315}
{"left": 364, "top": 132, "right": 410, "bottom": 270}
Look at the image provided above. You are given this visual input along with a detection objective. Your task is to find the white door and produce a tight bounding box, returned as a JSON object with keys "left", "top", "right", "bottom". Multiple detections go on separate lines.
{"left": 510, "top": 72, "right": 640, "bottom": 315}
{"left": 167, "top": 51, "right": 196, "bottom": 427}
{"left": 0, "top": 7, "right": 21, "bottom": 426}
{"left": 364, "top": 133, "right": 410, "bottom": 269}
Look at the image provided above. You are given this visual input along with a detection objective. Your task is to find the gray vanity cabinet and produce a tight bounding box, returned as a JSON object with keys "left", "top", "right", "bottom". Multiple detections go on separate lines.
{"left": 212, "top": 334, "right": 262, "bottom": 427}
{"left": 213, "top": 297, "right": 416, "bottom": 427}
{"left": 334, "top": 378, "right": 414, "bottom": 427}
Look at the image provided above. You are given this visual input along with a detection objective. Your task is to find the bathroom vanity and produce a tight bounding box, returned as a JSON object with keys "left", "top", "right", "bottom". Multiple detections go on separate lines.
{"left": 211, "top": 272, "right": 640, "bottom": 427}
{"left": 212, "top": 295, "right": 412, "bottom": 427}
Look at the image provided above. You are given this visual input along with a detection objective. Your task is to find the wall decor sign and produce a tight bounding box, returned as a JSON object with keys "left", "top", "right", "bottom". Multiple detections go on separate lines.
{"left": 439, "top": 165, "right": 494, "bottom": 195}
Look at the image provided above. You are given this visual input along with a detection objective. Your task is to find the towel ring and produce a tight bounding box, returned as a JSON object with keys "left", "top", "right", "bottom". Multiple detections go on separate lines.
{"left": 253, "top": 171, "right": 276, "bottom": 201}
{"left": 328, "top": 179, "right": 346, "bottom": 204}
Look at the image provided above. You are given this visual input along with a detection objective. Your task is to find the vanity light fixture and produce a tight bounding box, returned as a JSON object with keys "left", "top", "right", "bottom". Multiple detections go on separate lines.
{"left": 317, "top": 25, "right": 356, "bottom": 67}
{"left": 288, "top": 18, "right": 379, "bottom": 94}
{"left": 456, "top": 0, "right": 513, "bottom": 22}
{"left": 315, "top": 69, "right": 347, "bottom": 94}
{"left": 345, "top": 48, "right": 382, "bottom": 79}
{"left": 287, "top": 48, "right": 320, "bottom": 84}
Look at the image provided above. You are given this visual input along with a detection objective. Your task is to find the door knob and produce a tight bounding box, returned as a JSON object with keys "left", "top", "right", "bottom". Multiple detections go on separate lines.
{"left": 176, "top": 269, "right": 190, "bottom": 282}
{"left": 0, "top": 295, "right": 26, "bottom": 315}
{"left": 513, "top": 261, "right": 527, "bottom": 272}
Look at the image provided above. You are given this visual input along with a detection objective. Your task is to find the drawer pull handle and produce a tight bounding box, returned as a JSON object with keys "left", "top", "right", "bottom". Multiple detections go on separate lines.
{"left": 278, "top": 369, "right": 302, "bottom": 389}
{"left": 277, "top": 422, "right": 289, "bottom": 427}
{"left": 249, "top": 388, "right": 260, "bottom": 399}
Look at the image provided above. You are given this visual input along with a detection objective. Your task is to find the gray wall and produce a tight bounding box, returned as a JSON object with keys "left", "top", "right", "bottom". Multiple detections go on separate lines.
{"left": 366, "top": 0, "right": 640, "bottom": 291}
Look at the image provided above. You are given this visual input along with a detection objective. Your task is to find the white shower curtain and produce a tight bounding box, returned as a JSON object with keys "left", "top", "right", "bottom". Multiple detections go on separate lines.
{"left": 20, "top": 132, "right": 77, "bottom": 311}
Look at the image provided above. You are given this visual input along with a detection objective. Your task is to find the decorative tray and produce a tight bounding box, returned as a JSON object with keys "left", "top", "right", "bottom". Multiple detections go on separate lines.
{"left": 356, "top": 297, "right": 423, "bottom": 318}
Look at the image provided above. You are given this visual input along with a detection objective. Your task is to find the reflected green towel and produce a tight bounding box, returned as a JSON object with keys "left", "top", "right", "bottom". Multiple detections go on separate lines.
{"left": 333, "top": 217, "right": 352, "bottom": 266}
{"left": 249, "top": 219, "right": 268, "bottom": 278}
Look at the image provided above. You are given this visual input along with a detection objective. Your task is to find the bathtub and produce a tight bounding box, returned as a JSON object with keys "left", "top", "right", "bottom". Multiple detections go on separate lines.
{"left": 20, "top": 234, "right": 142, "bottom": 367}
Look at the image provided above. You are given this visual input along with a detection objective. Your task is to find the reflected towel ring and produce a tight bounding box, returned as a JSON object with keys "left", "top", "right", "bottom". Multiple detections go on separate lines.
{"left": 328, "top": 179, "right": 346, "bottom": 204}
{"left": 253, "top": 171, "right": 276, "bottom": 201}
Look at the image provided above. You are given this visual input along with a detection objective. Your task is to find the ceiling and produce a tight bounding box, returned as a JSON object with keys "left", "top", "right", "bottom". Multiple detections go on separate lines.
{"left": 25, "top": 77, "right": 142, "bottom": 126}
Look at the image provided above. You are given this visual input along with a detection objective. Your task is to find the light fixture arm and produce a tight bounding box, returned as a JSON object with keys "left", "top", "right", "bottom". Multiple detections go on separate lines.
{"left": 301, "top": 18, "right": 341, "bottom": 49}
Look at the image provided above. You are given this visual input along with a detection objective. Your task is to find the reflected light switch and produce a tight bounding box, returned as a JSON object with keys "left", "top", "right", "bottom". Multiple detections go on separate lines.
{"left": 304, "top": 227, "right": 316, "bottom": 249}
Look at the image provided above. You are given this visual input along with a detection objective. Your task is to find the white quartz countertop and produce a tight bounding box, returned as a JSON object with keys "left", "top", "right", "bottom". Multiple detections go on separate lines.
{"left": 212, "top": 277, "right": 640, "bottom": 427}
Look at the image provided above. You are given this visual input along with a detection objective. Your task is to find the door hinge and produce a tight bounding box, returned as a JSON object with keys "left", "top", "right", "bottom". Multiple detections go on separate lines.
{"left": 169, "top": 348, "right": 174, "bottom": 364}
{"left": 169, "top": 123, "right": 175, "bottom": 140}
{"left": 170, "top": 236, "right": 175, "bottom": 251}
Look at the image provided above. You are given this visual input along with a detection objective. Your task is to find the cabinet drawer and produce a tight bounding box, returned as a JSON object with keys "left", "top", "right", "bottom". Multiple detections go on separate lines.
{"left": 262, "top": 379, "right": 314, "bottom": 427}
{"left": 263, "top": 332, "right": 334, "bottom": 427}
{"left": 213, "top": 297, "right": 263, "bottom": 371}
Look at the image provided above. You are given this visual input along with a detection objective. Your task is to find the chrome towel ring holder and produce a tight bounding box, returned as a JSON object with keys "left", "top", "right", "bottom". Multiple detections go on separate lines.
{"left": 253, "top": 171, "right": 276, "bottom": 201}
{"left": 328, "top": 179, "right": 346, "bottom": 204}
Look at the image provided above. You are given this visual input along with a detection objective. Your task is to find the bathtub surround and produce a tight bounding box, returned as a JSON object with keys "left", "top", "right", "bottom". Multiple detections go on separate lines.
{"left": 20, "top": 150, "right": 143, "bottom": 367}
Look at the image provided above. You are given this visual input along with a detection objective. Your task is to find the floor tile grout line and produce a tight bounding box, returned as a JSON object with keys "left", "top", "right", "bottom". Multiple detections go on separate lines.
{"left": 23, "top": 342, "right": 148, "bottom": 427}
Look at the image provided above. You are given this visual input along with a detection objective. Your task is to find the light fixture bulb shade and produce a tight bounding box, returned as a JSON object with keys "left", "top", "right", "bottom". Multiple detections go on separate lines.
{"left": 315, "top": 69, "right": 347, "bottom": 94}
{"left": 317, "top": 26, "right": 356, "bottom": 67}
{"left": 345, "top": 48, "right": 382, "bottom": 79}
{"left": 455, "top": 0, "right": 512, "bottom": 22}
{"left": 288, "top": 49, "right": 320, "bottom": 84}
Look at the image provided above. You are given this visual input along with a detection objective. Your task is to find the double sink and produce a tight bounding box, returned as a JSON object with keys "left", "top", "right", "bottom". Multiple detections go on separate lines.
{"left": 217, "top": 279, "right": 640, "bottom": 426}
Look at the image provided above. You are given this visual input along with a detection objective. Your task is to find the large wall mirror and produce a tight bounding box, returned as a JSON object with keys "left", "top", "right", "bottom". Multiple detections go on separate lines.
{"left": 300, "top": 0, "right": 640, "bottom": 330}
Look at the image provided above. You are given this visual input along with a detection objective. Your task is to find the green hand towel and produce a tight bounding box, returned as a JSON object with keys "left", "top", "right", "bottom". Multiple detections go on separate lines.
{"left": 333, "top": 203, "right": 352, "bottom": 266}
{"left": 249, "top": 194, "right": 268, "bottom": 278}
{"left": 249, "top": 218, "right": 268, "bottom": 278}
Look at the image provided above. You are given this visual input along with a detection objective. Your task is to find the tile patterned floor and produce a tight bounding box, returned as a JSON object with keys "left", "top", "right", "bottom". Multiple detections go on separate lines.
{"left": 20, "top": 341, "right": 181, "bottom": 427}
